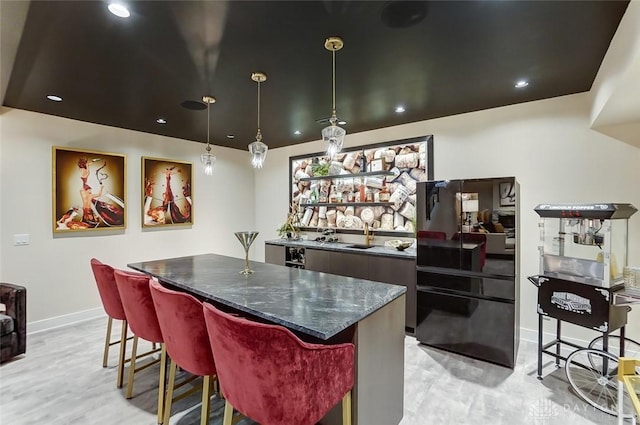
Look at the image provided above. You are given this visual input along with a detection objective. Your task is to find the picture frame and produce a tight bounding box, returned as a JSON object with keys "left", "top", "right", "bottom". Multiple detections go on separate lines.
{"left": 369, "top": 158, "right": 384, "bottom": 172}
{"left": 289, "top": 135, "right": 434, "bottom": 236}
{"left": 499, "top": 181, "right": 516, "bottom": 206}
{"left": 53, "top": 146, "right": 126, "bottom": 233}
{"left": 142, "top": 157, "right": 193, "bottom": 227}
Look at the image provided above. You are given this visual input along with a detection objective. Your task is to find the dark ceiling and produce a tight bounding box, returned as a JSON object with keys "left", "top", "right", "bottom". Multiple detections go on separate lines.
{"left": 2, "top": 1, "right": 630, "bottom": 150}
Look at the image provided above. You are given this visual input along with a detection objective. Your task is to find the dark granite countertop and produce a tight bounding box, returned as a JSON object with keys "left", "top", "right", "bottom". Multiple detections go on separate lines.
{"left": 265, "top": 239, "right": 416, "bottom": 259}
{"left": 128, "top": 253, "right": 406, "bottom": 340}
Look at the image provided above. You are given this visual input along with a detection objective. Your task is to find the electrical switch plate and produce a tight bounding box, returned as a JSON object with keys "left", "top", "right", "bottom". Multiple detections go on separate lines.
{"left": 14, "top": 234, "right": 30, "bottom": 246}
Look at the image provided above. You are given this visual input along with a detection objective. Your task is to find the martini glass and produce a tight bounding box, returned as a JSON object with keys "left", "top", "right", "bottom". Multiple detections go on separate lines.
{"left": 234, "top": 231, "right": 259, "bottom": 275}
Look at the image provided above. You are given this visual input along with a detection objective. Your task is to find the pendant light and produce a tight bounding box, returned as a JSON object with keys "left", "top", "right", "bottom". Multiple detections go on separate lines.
{"left": 200, "top": 95, "right": 216, "bottom": 175}
{"left": 248, "top": 72, "right": 268, "bottom": 169}
{"left": 322, "top": 36, "right": 346, "bottom": 158}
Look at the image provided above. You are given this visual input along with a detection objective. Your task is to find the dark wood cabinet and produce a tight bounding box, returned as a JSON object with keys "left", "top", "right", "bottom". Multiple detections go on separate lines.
{"left": 369, "top": 256, "right": 416, "bottom": 330}
{"left": 265, "top": 244, "right": 285, "bottom": 266}
{"left": 329, "top": 251, "right": 369, "bottom": 279}
{"left": 305, "top": 249, "right": 330, "bottom": 274}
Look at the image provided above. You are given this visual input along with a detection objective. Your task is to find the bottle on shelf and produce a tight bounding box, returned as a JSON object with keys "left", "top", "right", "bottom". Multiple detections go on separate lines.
{"left": 365, "top": 188, "right": 374, "bottom": 203}
{"left": 319, "top": 188, "right": 328, "bottom": 203}
{"left": 379, "top": 179, "right": 390, "bottom": 202}
{"left": 360, "top": 151, "right": 367, "bottom": 172}
{"left": 310, "top": 184, "right": 318, "bottom": 203}
{"left": 359, "top": 179, "right": 366, "bottom": 202}
{"left": 329, "top": 186, "right": 338, "bottom": 203}
{"left": 347, "top": 191, "right": 355, "bottom": 203}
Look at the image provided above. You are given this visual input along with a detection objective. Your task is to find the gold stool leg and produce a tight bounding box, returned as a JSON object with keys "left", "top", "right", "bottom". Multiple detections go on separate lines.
{"left": 157, "top": 344, "right": 167, "bottom": 424}
{"left": 342, "top": 391, "right": 352, "bottom": 425}
{"left": 163, "top": 360, "right": 177, "bottom": 425}
{"left": 103, "top": 317, "right": 113, "bottom": 367}
{"left": 125, "top": 335, "right": 139, "bottom": 399}
{"left": 222, "top": 400, "right": 234, "bottom": 425}
{"left": 200, "top": 375, "right": 212, "bottom": 425}
{"left": 116, "top": 320, "right": 128, "bottom": 388}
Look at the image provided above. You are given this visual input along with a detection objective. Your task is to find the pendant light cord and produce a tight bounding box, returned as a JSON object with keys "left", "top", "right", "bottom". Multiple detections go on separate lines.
{"left": 257, "top": 80, "right": 261, "bottom": 132}
{"left": 206, "top": 101, "right": 211, "bottom": 153}
{"left": 332, "top": 48, "right": 336, "bottom": 115}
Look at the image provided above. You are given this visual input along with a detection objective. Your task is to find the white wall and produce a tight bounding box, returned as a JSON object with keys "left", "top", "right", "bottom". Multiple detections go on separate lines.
{"left": 590, "top": 0, "right": 640, "bottom": 141}
{"left": 3, "top": 92, "right": 638, "bottom": 345}
{"left": 0, "top": 108, "right": 255, "bottom": 327}
{"left": 255, "top": 92, "right": 640, "bottom": 342}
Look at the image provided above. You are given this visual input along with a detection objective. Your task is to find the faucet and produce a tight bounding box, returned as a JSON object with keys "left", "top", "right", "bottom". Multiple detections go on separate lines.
{"left": 364, "top": 222, "right": 374, "bottom": 247}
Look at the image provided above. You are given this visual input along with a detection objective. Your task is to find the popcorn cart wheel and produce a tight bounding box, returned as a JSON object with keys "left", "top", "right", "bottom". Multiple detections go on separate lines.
{"left": 564, "top": 335, "right": 640, "bottom": 417}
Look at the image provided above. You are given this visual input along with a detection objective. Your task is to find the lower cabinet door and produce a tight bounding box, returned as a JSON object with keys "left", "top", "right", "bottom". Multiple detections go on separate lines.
{"left": 265, "top": 244, "right": 285, "bottom": 266}
{"left": 369, "top": 256, "right": 416, "bottom": 330}
{"left": 416, "top": 288, "right": 516, "bottom": 368}
{"left": 305, "top": 249, "right": 330, "bottom": 274}
{"left": 329, "top": 252, "right": 368, "bottom": 279}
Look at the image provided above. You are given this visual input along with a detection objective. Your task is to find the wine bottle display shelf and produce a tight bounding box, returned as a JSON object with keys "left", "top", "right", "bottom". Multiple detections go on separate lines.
{"left": 301, "top": 202, "right": 393, "bottom": 207}
{"left": 299, "top": 170, "right": 394, "bottom": 182}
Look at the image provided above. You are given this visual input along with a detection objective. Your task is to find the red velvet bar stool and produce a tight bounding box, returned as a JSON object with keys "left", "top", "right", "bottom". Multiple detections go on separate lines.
{"left": 114, "top": 270, "right": 165, "bottom": 424}
{"left": 149, "top": 280, "right": 218, "bottom": 425}
{"left": 202, "top": 302, "right": 355, "bottom": 425}
{"left": 90, "top": 258, "right": 130, "bottom": 388}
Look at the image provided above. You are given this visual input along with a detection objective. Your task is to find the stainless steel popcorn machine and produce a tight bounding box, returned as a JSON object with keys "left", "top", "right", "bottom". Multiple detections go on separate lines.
{"left": 530, "top": 203, "right": 638, "bottom": 417}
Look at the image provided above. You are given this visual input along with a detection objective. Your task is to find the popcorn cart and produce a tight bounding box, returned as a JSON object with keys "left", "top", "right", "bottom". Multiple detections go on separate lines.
{"left": 529, "top": 203, "right": 638, "bottom": 417}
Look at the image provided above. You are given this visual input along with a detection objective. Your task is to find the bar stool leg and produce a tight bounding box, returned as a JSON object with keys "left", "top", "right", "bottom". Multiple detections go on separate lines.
{"left": 200, "top": 375, "right": 212, "bottom": 425}
{"left": 342, "top": 391, "right": 352, "bottom": 425}
{"left": 117, "top": 320, "right": 129, "bottom": 388}
{"left": 163, "top": 360, "right": 178, "bottom": 425}
{"left": 103, "top": 317, "right": 113, "bottom": 367}
{"left": 157, "top": 344, "right": 167, "bottom": 424}
{"left": 125, "top": 335, "right": 139, "bottom": 398}
{"left": 222, "top": 400, "right": 234, "bottom": 425}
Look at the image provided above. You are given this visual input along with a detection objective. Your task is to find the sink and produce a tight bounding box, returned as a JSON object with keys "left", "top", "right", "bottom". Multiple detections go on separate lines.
{"left": 347, "top": 244, "right": 374, "bottom": 249}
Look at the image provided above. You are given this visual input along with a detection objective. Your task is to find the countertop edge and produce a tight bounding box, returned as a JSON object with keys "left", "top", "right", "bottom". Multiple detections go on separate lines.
{"left": 265, "top": 239, "right": 416, "bottom": 259}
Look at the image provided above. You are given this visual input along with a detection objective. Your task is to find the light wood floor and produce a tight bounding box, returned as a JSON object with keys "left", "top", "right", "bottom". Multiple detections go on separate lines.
{"left": 0, "top": 317, "right": 623, "bottom": 425}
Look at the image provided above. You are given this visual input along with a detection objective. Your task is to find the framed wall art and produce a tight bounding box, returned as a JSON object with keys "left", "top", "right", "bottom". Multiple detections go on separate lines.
{"left": 142, "top": 157, "right": 192, "bottom": 227}
{"left": 499, "top": 181, "right": 516, "bottom": 207}
{"left": 53, "top": 146, "right": 126, "bottom": 232}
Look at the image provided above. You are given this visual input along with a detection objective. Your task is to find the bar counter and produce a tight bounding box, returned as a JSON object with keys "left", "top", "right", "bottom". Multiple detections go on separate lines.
{"left": 128, "top": 253, "right": 406, "bottom": 425}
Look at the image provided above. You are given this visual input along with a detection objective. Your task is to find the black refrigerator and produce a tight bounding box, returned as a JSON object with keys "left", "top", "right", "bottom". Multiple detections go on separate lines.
{"left": 415, "top": 177, "right": 519, "bottom": 368}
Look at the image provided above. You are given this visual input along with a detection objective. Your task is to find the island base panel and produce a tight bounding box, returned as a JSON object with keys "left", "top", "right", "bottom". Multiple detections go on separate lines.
{"left": 320, "top": 294, "right": 405, "bottom": 425}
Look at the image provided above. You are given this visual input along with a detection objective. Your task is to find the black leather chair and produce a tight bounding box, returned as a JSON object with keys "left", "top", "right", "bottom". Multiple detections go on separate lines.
{"left": 0, "top": 283, "right": 26, "bottom": 362}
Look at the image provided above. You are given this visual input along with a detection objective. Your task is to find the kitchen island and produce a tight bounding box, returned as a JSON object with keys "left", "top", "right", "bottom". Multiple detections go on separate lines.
{"left": 265, "top": 239, "right": 417, "bottom": 331}
{"left": 128, "top": 253, "right": 406, "bottom": 425}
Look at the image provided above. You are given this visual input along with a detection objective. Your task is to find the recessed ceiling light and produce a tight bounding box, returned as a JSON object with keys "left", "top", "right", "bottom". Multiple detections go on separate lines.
{"left": 515, "top": 80, "right": 529, "bottom": 88}
{"left": 294, "top": 130, "right": 302, "bottom": 135}
{"left": 156, "top": 118, "right": 167, "bottom": 124}
{"left": 226, "top": 134, "right": 235, "bottom": 139}
{"left": 108, "top": 3, "right": 130, "bottom": 18}
{"left": 337, "top": 120, "right": 347, "bottom": 125}
{"left": 47, "top": 95, "right": 63, "bottom": 102}
{"left": 395, "top": 106, "right": 405, "bottom": 113}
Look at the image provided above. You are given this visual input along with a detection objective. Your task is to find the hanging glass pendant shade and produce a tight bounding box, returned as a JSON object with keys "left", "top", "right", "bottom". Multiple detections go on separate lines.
{"left": 201, "top": 147, "right": 216, "bottom": 175}
{"left": 249, "top": 130, "right": 268, "bottom": 169}
{"left": 200, "top": 95, "right": 217, "bottom": 175}
{"left": 322, "top": 114, "right": 346, "bottom": 158}
{"left": 322, "top": 37, "right": 346, "bottom": 158}
{"left": 249, "top": 72, "right": 268, "bottom": 169}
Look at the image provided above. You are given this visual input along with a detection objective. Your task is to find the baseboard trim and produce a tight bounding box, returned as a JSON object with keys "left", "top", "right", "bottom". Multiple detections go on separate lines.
{"left": 25, "top": 311, "right": 594, "bottom": 354}
{"left": 519, "top": 326, "right": 593, "bottom": 357}
{"left": 27, "top": 307, "right": 105, "bottom": 335}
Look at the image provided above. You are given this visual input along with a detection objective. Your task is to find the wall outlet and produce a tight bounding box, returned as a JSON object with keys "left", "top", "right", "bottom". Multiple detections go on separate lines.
{"left": 14, "top": 234, "right": 29, "bottom": 246}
